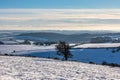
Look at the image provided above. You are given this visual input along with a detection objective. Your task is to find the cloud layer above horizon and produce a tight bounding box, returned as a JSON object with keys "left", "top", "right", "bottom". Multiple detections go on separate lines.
{"left": 0, "top": 9, "right": 120, "bottom": 31}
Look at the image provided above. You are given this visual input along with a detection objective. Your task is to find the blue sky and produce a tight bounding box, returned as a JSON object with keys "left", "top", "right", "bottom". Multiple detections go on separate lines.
{"left": 0, "top": 0, "right": 120, "bottom": 9}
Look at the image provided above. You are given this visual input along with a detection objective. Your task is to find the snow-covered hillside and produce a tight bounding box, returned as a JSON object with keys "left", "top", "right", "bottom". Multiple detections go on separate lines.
{"left": 0, "top": 56, "right": 120, "bottom": 80}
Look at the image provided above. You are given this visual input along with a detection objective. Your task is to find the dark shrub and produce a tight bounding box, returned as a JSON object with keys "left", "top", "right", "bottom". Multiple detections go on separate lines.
{"left": 102, "top": 61, "right": 120, "bottom": 67}
{"left": 0, "top": 41, "right": 4, "bottom": 45}
{"left": 112, "top": 49, "right": 116, "bottom": 53}
{"left": 89, "top": 61, "right": 95, "bottom": 64}
{"left": 22, "top": 40, "right": 31, "bottom": 45}
{"left": 54, "top": 57, "right": 59, "bottom": 60}
{"left": 4, "top": 54, "right": 9, "bottom": 56}
{"left": 102, "top": 61, "right": 107, "bottom": 65}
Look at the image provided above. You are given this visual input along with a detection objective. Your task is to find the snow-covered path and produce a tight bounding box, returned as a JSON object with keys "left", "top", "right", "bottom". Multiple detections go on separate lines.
{"left": 0, "top": 56, "right": 120, "bottom": 80}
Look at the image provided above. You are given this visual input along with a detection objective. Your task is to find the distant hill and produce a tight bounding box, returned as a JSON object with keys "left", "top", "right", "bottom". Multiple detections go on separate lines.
{"left": 16, "top": 32, "right": 120, "bottom": 43}
{"left": 16, "top": 32, "right": 93, "bottom": 43}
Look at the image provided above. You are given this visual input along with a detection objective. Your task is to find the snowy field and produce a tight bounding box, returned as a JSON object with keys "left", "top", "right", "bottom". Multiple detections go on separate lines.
{"left": 74, "top": 43, "right": 120, "bottom": 48}
{"left": 0, "top": 56, "right": 120, "bottom": 80}
{"left": 1, "top": 43, "right": 120, "bottom": 54}
{"left": 0, "top": 45, "right": 55, "bottom": 55}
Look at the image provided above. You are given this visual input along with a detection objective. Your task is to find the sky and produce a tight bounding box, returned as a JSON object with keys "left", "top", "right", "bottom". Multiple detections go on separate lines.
{"left": 0, "top": 0, "right": 120, "bottom": 31}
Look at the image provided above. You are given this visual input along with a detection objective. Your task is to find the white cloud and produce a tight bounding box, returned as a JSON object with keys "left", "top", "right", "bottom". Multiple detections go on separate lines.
{"left": 0, "top": 9, "right": 120, "bottom": 30}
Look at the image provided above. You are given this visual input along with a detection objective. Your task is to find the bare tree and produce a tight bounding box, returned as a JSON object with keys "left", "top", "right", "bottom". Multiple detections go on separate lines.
{"left": 56, "top": 41, "right": 72, "bottom": 60}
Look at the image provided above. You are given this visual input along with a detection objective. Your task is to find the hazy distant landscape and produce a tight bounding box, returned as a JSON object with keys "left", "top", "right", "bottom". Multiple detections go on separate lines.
{"left": 1, "top": 30, "right": 120, "bottom": 43}
{"left": 17, "top": 31, "right": 120, "bottom": 43}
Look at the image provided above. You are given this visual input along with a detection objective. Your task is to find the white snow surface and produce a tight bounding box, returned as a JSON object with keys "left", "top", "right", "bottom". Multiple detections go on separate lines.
{"left": 74, "top": 43, "right": 120, "bottom": 48}
{"left": 0, "top": 56, "right": 120, "bottom": 80}
{"left": 0, "top": 45, "right": 55, "bottom": 55}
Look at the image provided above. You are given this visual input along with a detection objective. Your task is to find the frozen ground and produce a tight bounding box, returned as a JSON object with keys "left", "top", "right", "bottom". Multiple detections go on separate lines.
{"left": 0, "top": 56, "right": 120, "bottom": 80}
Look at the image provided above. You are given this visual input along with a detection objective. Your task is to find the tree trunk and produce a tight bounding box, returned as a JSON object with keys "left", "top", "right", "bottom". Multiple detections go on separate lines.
{"left": 64, "top": 56, "right": 68, "bottom": 60}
